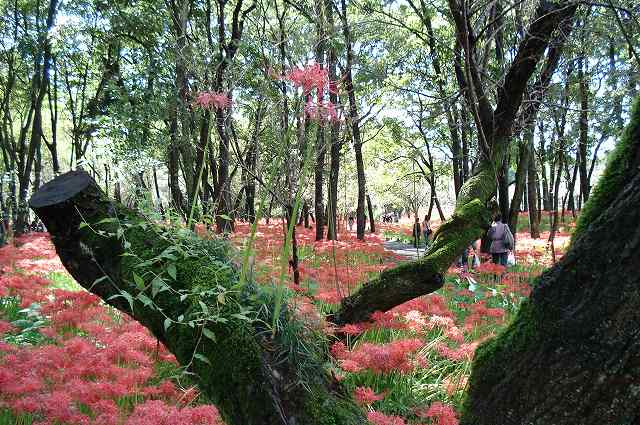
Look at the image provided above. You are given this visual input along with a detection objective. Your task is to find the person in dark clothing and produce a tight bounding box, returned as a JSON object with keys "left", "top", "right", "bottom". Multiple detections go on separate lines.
{"left": 421, "top": 215, "right": 431, "bottom": 247}
{"left": 487, "top": 214, "right": 510, "bottom": 266}
{"left": 0, "top": 215, "right": 6, "bottom": 246}
{"left": 412, "top": 216, "right": 421, "bottom": 248}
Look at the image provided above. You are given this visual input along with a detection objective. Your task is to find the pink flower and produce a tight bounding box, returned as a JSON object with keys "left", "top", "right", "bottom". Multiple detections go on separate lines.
{"left": 194, "top": 91, "right": 232, "bottom": 110}
{"left": 286, "top": 63, "right": 328, "bottom": 94}
{"left": 353, "top": 386, "right": 385, "bottom": 405}
{"left": 417, "top": 401, "right": 459, "bottom": 425}
{"left": 367, "top": 411, "right": 406, "bottom": 425}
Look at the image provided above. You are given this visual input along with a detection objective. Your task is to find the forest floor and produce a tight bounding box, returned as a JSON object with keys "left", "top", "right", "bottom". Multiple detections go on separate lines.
{"left": 0, "top": 213, "right": 574, "bottom": 425}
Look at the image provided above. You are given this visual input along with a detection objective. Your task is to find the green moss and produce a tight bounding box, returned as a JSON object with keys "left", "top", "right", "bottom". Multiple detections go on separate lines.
{"left": 461, "top": 299, "right": 543, "bottom": 423}
{"left": 574, "top": 96, "right": 640, "bottom": 240}
{"left": 426, "top": 199, "right": 491, "bottom": 271}
{"left": 456, "top": 168, "right": 496, "bottom": 208}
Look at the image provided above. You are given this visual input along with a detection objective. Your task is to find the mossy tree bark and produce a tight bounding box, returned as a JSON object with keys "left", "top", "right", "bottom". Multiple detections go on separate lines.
{"left": 30, "top": 171, "right": 366, "bottom": 425}
{"left": 462, "top": 98, "right": 640, "bottom": 425}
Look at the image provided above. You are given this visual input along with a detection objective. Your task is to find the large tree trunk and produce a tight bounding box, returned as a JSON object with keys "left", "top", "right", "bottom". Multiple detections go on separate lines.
{"left": 30, "top": 171, "right": 366, "bottom": 425}
{"left": 463, "top": 97, "right": 640, "bottom": 425}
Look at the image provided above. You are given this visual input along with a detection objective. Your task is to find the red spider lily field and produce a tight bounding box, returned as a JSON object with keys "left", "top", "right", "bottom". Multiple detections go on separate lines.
{"left": 0, "top": 218, "right": 573, "bottom": 425}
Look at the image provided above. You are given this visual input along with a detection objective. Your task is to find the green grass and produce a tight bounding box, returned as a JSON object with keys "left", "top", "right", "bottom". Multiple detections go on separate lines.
{"left": 515, "top": 211, "right": 577, "bottom": 234}
{"left": 0, "top": 409, "right": 34, "bottom": 425}
{"left": 47, "top": 271, "right": 83, "bottom": 291}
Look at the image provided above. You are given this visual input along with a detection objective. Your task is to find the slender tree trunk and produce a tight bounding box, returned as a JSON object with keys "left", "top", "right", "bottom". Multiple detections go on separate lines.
{"left": 366, "top": 194, "right": 375, "bottom": 233}
{"left": 313, "top": 0, "right": 327, "bottom": 241}
{"left": 508, "top": 137, "right": 531, "bottom": 234}
{"left": 527, "top": 143, "right": 540, "bottom": 238}
{"left": 153, "top": 166, "right": 164, "bottom": 216}
{"left": 246, "top": 105, "right": 262, "bottom": 223}
{"left": 578, "top": 54, "right": 590, "bottom": 202}
{"left": 168, "top": 115, "right": 185, "bottom": 216}
{"left": 340, "top": 0, "right": 366, "bottom": 241}
{"left": 326, "top": 2, "right": 341, "bottom": 241}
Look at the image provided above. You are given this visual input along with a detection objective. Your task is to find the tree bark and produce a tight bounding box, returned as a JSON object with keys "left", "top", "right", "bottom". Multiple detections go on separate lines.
{"left": 463, "top": 97, "right": 640, "bottom": 425}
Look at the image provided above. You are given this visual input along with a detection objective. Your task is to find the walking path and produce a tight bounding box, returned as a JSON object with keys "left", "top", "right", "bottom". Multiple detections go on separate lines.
{"left": 383, "top": 240, "right": 426, "bottom": 260}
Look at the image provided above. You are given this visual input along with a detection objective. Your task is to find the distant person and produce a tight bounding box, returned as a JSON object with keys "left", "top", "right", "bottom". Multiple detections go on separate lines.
{"left": 459, "top": 241, "right": 479, "bottom": 271}
{"left": 348, "top": 215, "right": 354, "bottom": 231}
{"left": 0, "top": 215, "right": 6, "bottom": 246}
{"left": 412, "top": 216, "right": 421, "bottom": 248}
{"left": 422, "top": 215, "right": 431, "bottom": 247}
{"left": 487, "top": 214, "right": 511, "bottom": 266}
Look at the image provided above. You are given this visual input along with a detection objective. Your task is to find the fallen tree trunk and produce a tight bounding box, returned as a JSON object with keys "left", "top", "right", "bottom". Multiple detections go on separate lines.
{"left": 30, "top": 171, "right": 366, "bottom": 425}
{"left": 462, "top": 98, "right": 640, "bottom": 425}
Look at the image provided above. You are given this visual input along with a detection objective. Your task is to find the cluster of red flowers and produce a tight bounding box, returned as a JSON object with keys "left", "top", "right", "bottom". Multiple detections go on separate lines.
{"left": 0, "top": 234, "right": 224, "bottom": 425}
{"left": 353, "top": 386, "right": 385, "bottom": 406}
{"left": 284, "top": 63, "right": 341, "bottom": 123}
{"left": 331, "top": 338, "right": 425, "bottom": 374}
{"left": 416, "top": 401, "right": 460, "bottom": 425}
{"left": 286, "top": 63, "right": 328, "bottom": 95}
{"left": 194, "top": 91, "right": 232, "bottom": 110}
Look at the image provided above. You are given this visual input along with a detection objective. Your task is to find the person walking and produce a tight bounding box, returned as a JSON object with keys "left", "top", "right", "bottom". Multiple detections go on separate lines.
{"left": 422, "top": 215, "right": 431, "bottom": 247}
{"left": 412, "top": 216, "right": 421, "bottom": 248}
{"left": 487, "top": 214, "right": 511, "bottom": 266}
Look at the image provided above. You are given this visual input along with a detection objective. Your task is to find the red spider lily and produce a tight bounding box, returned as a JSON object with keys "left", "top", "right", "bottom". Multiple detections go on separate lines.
{"left": 286, "top": 63, "right": 328, "bottom": 94}
{"left": 333, "top": 339, "right": 424, "bottom": 374}
{"left": 416, "top": 401, "right": 459, "bottom": 425}
{"left": 0, "top": 234, "right": 222, "bottom": 425}
{"left": 194, "top": 91, "right": 232, "bottom": 110}
{"left": 353, "top": 386, "right": 385, "bottom": 406}
{"left": 434, "top": 341, "right": 479, "bottom": 362}
{"left": 367, "top": 411, "right": 406, "bottom": 425}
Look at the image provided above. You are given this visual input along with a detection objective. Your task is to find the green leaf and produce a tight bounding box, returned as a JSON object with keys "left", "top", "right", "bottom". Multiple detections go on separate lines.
{"left": 151, "top": 276, "right": 165, "bottom": 298}
{"left": 180, "top": 294, "right": 188, "bottom": 302}
{"left": 164, "top": 318, "right": 172, "bottom": 332}
{"left": 137, "top": 293, "right": 153, "bottom": 307}
{"left": 133, "top": 272, "right": 145, "bottom": 290}
{"left": 167, "top": 263, "right": 177, "bottom": 280}
{"left": 198, "top": 301, "right": 209, "bottom": 315}
{"left": 89, "top": 275, "right": 109, "bottom": 290}
{"left": 218, "top": 214, "right": 231, "bottom": 221}
{"left": 178, "top": 314, "right": 184, "bottom": 322}
{"left": 193, "top": 353, "right": 211, "bottom": 365}
{"left": 109, "top": 291, "right": 135, "bottom": 312}
{"left": 231, "top": 313, "right": 250, "bottom": 322}
{"left": 78, "top": 222, "right": 89, "bottom": 229}
{"left": 217, "top": 293, "right": 226, "bottom": 305}
{"left": 202, "top": 328, "right": 216, "bottom": 342}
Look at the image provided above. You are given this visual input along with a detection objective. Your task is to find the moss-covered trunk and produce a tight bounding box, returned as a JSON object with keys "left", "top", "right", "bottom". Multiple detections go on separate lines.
{"left": 462, "top": 98, "right": 640, "bottom": 425}
{"left": 30, "top": 171, "right": 366, "bottom": 425}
